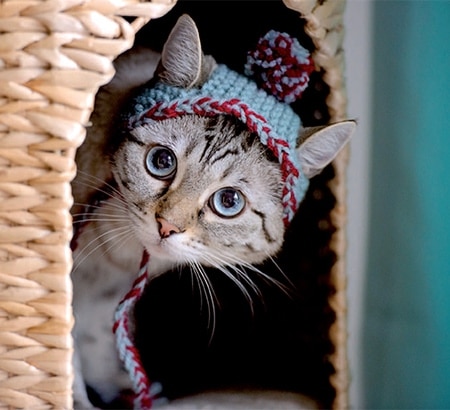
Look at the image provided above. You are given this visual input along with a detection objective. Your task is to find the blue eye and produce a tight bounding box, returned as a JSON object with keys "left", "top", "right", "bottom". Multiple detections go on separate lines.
{"left": 145, "top": 146, "right": 177, "bottom": 179}
{"left": 209, "top": 188, "right": 246, "bottom": 218}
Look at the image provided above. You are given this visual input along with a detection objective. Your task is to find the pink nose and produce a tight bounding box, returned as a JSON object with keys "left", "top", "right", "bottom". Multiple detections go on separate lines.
{"left": 156, "top": 216, "right": 181, "bottom": 239}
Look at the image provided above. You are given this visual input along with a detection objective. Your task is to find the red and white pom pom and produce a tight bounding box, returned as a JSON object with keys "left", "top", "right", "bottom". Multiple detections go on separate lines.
{"left": 245, "top": 30, "right": 315, "bottom": 104}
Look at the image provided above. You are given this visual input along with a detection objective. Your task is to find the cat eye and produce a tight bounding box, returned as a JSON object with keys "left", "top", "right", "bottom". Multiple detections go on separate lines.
{"left": 145, "top": 145, "right": 177, "bottom": 179}
{"left": 209, "top": 188, "right": 246, "bottom": 218}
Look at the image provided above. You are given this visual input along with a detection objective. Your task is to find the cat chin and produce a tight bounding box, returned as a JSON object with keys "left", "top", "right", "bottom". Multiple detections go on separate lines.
{"left": 141, "top": 237, "right": 193, "bottom": 272}
{"left": 144, "top": 253, "right": 179, "bottom": 277}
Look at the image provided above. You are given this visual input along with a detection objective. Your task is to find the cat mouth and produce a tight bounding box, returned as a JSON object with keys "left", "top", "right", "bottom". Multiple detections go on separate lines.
{"left": 139, "top": 234, "right": 187, "bottom": 264}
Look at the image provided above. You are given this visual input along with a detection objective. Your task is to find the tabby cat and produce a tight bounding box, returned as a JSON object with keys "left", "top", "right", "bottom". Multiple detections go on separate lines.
{"left": 71, "top": 14, "right": 354, "bottom": 408}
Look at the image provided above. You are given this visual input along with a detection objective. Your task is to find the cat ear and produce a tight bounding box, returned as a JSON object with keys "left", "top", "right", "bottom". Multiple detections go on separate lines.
{"left": 296, "top": 120, "right": 356, "bottom": 178}
{"left": 156, "top": 14, "right": 216, "bottom": 88}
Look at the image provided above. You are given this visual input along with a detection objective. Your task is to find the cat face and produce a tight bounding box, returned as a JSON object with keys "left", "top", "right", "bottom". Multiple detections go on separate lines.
{"left": 107, "top": 13, "right": 355, "bottom": 270}
{"left": 111, "top": 115, "right": 285, "bottom": 267}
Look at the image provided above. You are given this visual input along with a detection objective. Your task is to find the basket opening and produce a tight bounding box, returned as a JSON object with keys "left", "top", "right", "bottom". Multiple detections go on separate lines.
{"left": 73, "top": 1, "right": 340, "bottom": 408}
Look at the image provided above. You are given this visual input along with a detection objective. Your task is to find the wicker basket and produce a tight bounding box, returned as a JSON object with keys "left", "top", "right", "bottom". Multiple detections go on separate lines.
{"left": 0, "top": 0, "right": 349, "bottom": 409}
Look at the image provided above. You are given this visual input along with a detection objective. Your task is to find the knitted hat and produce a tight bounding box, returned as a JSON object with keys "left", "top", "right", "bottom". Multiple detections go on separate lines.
{"left": 123, "top": 30, "right": 314, "bottom": 224}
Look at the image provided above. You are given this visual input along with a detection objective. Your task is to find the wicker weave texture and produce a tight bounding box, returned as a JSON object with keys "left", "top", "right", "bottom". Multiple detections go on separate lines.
{"left": 0, "top": 0, "right": 348, "bottom": 408}
{"left": 0, "top": 1, "right": 175, "bottom": 408}
{"left": 284, "top": 1, "right": 350, "bottom": 409}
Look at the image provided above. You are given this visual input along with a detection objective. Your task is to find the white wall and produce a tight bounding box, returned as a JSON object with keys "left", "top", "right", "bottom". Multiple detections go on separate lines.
{"left": 343, "top": 1, "right": 373, "bottom": 408}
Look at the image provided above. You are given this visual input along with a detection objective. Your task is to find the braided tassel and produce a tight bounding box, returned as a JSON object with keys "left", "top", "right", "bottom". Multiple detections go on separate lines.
{"left": 113, "top": 251, "right": 158, "bottom": 409}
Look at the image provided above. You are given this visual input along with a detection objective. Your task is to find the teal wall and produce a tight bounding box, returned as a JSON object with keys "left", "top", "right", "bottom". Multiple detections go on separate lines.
{"left": 364, "top": 1, "right": 450, "bottom": 408}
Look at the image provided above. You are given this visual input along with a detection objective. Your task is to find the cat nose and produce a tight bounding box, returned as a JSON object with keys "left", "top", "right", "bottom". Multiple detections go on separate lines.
{"left": 156, "top": 216, "right": 181, "bottom": 239}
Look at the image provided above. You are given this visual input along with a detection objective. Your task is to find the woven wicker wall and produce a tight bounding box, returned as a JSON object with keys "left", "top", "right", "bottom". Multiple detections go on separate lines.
{"left": 0, "top": 0, "right": 349, "bottom": 408}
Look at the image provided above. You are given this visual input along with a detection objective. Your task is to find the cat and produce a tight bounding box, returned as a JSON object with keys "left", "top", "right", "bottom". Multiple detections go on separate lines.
{"left": 70, "top": 14, "right": 355, "bottom": 409}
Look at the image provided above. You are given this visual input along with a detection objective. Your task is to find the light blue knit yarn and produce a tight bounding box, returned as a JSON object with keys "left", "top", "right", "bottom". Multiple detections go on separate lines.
{"left": 125, "top": 64, "right": 309, "bottom": 223}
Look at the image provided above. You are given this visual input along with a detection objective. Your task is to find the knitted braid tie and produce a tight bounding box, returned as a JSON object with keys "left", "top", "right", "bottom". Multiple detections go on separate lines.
{"left": 112, "top": 251, "right": 160, "bottom": 409}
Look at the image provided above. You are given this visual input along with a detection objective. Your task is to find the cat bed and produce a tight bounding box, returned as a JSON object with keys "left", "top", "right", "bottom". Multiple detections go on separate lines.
{"left": 0, "top": 0, "right": 350, "bottom": 409}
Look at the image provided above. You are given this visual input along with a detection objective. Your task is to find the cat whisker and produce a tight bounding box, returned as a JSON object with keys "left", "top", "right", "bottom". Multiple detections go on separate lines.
{"left": 264, "top": 254, "right": 296, "bottom": 297}
{"left": 73, "top": 218, "right": 131, "bottom": 226}
{"left": 73, "top": 196, "right": 129, "bottom": 216}
{"left": 217, "top": 250, "right": 293, "bottom": 296}
{"left": 203, "top": 249, "right": 294, "bottom": 312}
{"left": 73, "top": 172, "right": 129, "bottom": 209}
{"left": 188, "top": 260, "right": 218, "bottom": 343}
{"left": 72, "top": 225, "right": 129, "bottom": 269}
{"left": 72, "top": 225, "right": 132, "bottom": 273}
{"left": 75, "top": 170, "right": 124, "bottom": 198}
{"left": 198, "top": 253, "right": 256, "bottom": 316}
{"left": 72, "top": 202, "right": 128, "bottom": 213}
{"left": 72, "top": 197, "right": 132, "bottom": 223}
{"left": 72, "top": 213, "right": 130, "bottom": 223}
{"left": 72, "top": 204, "right": 130, "bottom": 225}
{"left": 98, "top": 229, "right": 136, "bottom": 265}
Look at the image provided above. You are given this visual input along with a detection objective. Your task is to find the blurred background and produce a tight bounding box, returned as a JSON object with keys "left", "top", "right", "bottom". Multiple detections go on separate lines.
{"left": 344, "top": 0, "right": 450, "bottom": 408}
